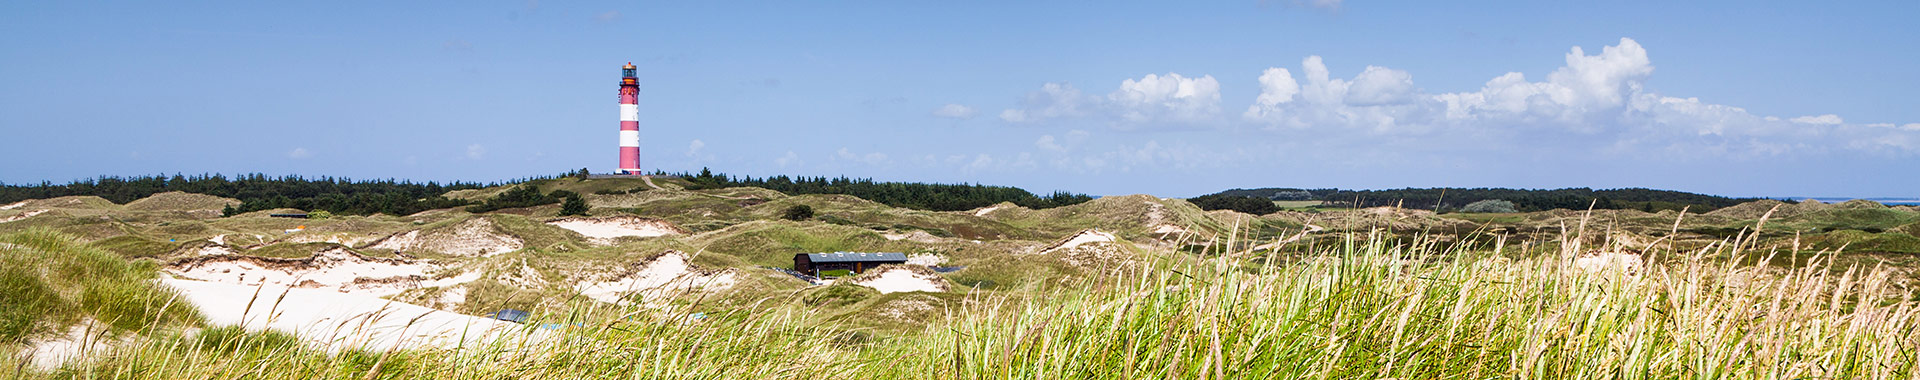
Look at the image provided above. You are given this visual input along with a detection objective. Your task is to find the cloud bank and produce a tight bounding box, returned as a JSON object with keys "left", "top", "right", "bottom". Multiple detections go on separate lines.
{"left": 1000, "top": 38, "right": 1920, "bottom": 161}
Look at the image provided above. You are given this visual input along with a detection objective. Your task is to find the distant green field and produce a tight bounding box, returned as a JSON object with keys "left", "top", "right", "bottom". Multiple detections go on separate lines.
{"left": 1272, "top": 200, "right": 1325, "bottom": 209}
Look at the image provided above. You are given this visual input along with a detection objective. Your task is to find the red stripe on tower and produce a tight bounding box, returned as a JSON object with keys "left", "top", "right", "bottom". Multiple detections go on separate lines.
{"left": 617, "top": 62, "right": 642, "bottom": 174}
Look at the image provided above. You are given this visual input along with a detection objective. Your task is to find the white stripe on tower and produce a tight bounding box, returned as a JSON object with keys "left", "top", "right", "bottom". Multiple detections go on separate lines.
{"left": 620, "top": 104, "right": 638, "bottom": 122}
{"left": 620, "top": 130, "right": 639, "bottom": 147}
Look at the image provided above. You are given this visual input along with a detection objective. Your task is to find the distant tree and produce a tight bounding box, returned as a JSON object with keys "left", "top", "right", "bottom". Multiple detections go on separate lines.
{"left": 1461, "top": 199, "right": 1518, "bottom": 213}
{"left": 308, "top": 210, "right": 333, "bottom": 219}
{"left": 1187, "top": 194, "right": 1280, "bottom": 215}
{"left": 574, "top": 168, "right": 591, "bottom": 179}
{"left": 781, "top": 204, "right": 815, "bottom": 221}
{"left": 559, "top": 194, "right": 590, "bottom": 216}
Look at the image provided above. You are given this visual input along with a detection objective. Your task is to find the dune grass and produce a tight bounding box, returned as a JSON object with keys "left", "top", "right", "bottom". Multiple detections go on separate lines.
{"left": 12, "top": 217, "right": 1920, "bottom": 379}
{"left": 0, "top": 229, "right": 200, "bottom": 343}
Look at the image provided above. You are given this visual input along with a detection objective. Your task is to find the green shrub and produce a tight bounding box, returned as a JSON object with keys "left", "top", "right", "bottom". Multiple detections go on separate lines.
{"left": 559, "top": 195, "right": 590, "bottom": 216}
{"left": 781, "top": 205, "right": 815, "bottom": 221}
{"left": 1460, "top": 199, "right": 1518, "bottom": 213}
{"left": 1188, "top": 194, "right": 1280, "bottom": 215}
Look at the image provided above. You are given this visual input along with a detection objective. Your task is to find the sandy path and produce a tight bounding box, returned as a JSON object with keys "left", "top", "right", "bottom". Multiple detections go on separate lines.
{"left": 162, "top": 279, "right": 540, "bottom": 352}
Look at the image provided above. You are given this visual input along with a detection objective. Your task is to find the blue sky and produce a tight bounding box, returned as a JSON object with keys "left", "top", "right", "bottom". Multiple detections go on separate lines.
{"left": 3, "top": 1, "right": 1917, "bottom": 198}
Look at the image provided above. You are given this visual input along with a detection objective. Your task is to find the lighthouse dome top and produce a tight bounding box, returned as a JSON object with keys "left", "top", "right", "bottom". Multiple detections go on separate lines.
{"left": 622, "top": 62, "right": 635, "bottom": 70}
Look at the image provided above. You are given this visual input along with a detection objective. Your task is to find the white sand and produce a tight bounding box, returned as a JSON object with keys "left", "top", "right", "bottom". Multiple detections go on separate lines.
{"left": 193, "top": 244, "right": 244, "bottom": 257}
{"left": 0, "top": 209, "right": 47, "bottom": 223}
{"left": 209, "top": 234, "right": 226, "bottom": 245}
{"left": 1052, "top": 230, "right": 1116, "bottom": 251}
{"left": 852, "top": 267, "right": 948, "bottom": 294}
{"left": 1151, "top": 224, "right": 1188, "bottom": 234}
{"left": 161, "top": 279, "right": 540, "bottom": 352}
{"left": 574, "top": 251, "right": 736, "bottom": 305}
{"left": 0, "top": 201, "right": 25, "bottom": 210}
{"left": 22, "top": 319, "right": 119, "bottom": 369}
{"left": 166, "top": 248, "right": 466, "bottom": 296}
{"left": 972, "top": 206, "right": 1002, "bottom": 217}
{"left": 905, "top": 254, "right": 945, "bottom": 266}
{"left": 546, "top": 217, "right": 686, "bottom": 244}
{"left": 434, "top": 286, "right": 469, "bottom": 309}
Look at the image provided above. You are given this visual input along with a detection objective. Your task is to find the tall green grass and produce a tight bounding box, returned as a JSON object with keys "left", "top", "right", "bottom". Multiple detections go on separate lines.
{"left": 14, "top": 221, "right": 1920, "bottom": 379}
{"left": 0, "top": 229, "right": 200, "bottom": 344}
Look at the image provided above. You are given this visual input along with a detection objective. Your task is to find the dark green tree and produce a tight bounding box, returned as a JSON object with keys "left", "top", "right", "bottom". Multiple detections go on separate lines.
{"left": 559, "top": 194, "right": 590, "bottom": 216}
{"left": 781, "top": 204, "right": 815, "bottom": 221}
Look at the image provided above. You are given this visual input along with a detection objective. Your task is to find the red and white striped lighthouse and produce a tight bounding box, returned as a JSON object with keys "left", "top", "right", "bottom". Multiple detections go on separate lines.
{"left": 616, "top": 62, "right": 642, "bottom": 174}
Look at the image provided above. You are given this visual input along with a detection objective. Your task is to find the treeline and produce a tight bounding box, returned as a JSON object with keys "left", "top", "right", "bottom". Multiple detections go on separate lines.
{"left": 1187, "top": 194, "right": 1280, "bottom": 215}
{"left": 671, "top": 168, "right": 1094, "bottom": 211}
{"left": 0, "top": 174, "right": 491, "bottom": 216}
{"left": 1205, "top": 187, "right": 1764, "bottom": 213}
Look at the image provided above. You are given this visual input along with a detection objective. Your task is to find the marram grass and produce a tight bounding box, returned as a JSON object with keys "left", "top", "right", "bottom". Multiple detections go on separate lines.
{"left": 12, "top": 228, "right": 1920, "bottom": 379}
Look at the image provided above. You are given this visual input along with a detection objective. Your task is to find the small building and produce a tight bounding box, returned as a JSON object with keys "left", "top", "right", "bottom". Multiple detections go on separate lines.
{"left": 794, "top": 252, "right": 908, "bottom": 277}
{"left": 268, "top": 213, "right": 309, "bottom": 219}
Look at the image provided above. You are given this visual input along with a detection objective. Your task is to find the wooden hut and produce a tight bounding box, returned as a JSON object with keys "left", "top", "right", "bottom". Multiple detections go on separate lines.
{"left": 794, "top": 252, "right": 908, "bottom": 277}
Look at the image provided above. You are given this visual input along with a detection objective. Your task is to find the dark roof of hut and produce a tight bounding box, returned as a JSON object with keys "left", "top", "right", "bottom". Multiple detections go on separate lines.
{"left": 800, "top": 252, "right": 909, "bottom": 263}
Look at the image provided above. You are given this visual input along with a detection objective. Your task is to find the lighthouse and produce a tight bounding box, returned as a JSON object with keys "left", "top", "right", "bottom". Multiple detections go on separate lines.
{"left": 616, "top": 62, "right": 642, "bottom": 174}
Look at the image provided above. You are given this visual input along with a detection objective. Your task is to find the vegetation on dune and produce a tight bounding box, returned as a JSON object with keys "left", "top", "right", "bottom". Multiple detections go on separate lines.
{"left": 1210, "top": 186, "right": 1766, "bottom": 212}
{"left": 1186, "top": 194, "right": 1280, "bottom": 215}
{"left": 1460, "top": 198, "right": 1518, "bottom": 213}
{"left": 671, "top": 168, "right": 1094, "bottom": 211}
{"left": 464, "top": 185, "right": 572, "bottom": 214}
{"left": 15, "top": 225, "right": 1918, "bottom": 379}
{"left": 0, "top": 229, "right": 200, "bottom": 342}
{"left": 0, "top": 173, "right": 493, "bottom": 217}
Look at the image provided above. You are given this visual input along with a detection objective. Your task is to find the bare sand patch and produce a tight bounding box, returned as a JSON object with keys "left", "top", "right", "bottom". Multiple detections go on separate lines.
{"left": 972, "top": 205, "right": 1002, "bottom": 217}
{"left": 850, "top": 265, "right": 949, "bottom": 294}
{"left": 0, "top": 201, "right": 25, "bottom": 210}
{"left": 905, "top": 254, "right": 945, "bottom": 266}
{"left": 574, "top": 251, "right": 737, "bottom": 305}
{"left": 21, "top": 318, "right": 123, "bottom": 369}
{"left": 161, "top": 279, "right": 541, "bottom": 352}
{"left": 165, "top": 247, "right": 472, "bottom": 296}
{"left": 1043, "top": 229, "right": 1118, "bottom": 253}
{"left": 546, "top": 216, "right": 687, "bottom": 244}
{"left": 0, "top": 209, "right": 47, "bottom": 223}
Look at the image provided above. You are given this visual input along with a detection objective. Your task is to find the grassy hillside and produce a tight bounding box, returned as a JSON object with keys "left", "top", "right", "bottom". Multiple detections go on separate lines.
{"left": 13, "top": 229, "right": 1916, "bottom": 379}
{"left": 0, "top": 229, "right": 201, "bottom": 342}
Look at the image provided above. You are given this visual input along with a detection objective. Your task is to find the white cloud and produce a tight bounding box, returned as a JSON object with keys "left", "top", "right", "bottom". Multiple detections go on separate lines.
{"left": 1109, "top": 73, "right": 1222, "bottom": 123}
{"left": 999, "top": 82, "right": 1087, "bottom": 123}
{"left": 932, "top": 104, "right": 978, "bottom": 119}
{"left": 1790, "top": 114, "right": 1844, "bottom": 125}
{"left": 1247, "top": 68, "right": 1299, "bottom": 111}
{"left": 687, "top": 139, "right": 706, "bottom": 157}
{"left": 1036, "top": 135, "right": 1064, "bottom": 152}
{"left": 775, "top": 151, "right": 802, "bottom": 168}
{"left": 999, "top": 73, "right": 1221, "bottom": 125}
{"left": 466, "top": 144, "right": 486, "bottom": 160}
{"left": 1299, "top": 0, "right": 1343, "bottom": 9}
{"left": 835, "top": 148, "right": 889, "bottom": 166}
{"left": 1000, "top": 37, "right": 1918, "bottom": 160}
{"left": 594, "top": 10, "right": 621, "bottom": 23}
{"left": 287, "top": 147, "right": 311, "bottom": 159}
{"left": 1345, "top": 66, "right": 1415, "bottom": 105}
